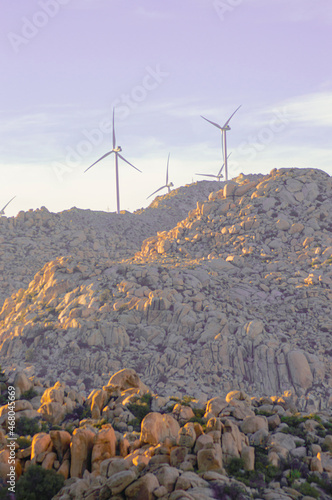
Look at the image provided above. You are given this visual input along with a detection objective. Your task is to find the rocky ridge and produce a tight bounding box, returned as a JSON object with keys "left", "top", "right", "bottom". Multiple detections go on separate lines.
{"left": 0, "top": 168, "right": 331, "bottom": 411}
{"left": 0, "top": 180, "right": 222, "bottom": 307}
{"left": 1, "top": 368, "right": 332, "bottom": 500}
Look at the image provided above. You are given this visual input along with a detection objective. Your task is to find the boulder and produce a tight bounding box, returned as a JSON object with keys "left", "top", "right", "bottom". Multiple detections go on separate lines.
{"left": 70, "top": 427, "right": 96, "bottom": 478}
{"left": 38, "top": 402, "right": 65, "bottom": 425}
{"left": 154, "top": 465, "right": 180, "bottom": 493}
{"left": 125, "top": 472, "right": 159, "bottom": 500}
{"left": 240, "top": 415, "right": 268, "bottom": 434}
{"left": 287, "top": 351, "right": 313, "bottom": 390}
{"left": 40, "top": 381, "right": 65, "bottom": 405}
{"left": 91, "top": 425, "right": 116, "bottom": 473}
{"left": 197, "top": 444, "right": 223, "bottom": 471}
{"left": 14, "top": 371, "right": 33, "bottom": 398}
{"left": 106, "top": 469, "right": 138, "bottom": 495}
{"left": 177, "top": 423, "right": 197, "bottom": 449}
{"left": 105, "top": 368, "right": 149, "bottom": 394}
{"left": 140, "top": 412, "right": 180, "bottom": 446}
{"left": 241, "top": 446, "right": 255, "bottom": 471}
{"left": 50, "top": 430, "right": 71, "bottom": 461}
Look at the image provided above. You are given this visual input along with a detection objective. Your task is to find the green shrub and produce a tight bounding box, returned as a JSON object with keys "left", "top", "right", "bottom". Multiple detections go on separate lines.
{"left": 17, "top": 436, "right": 32, "bottom": 449}
{"left": 20, "top": 388, "right": 38, "bottom": 401}
{"left": 15, "top": 416, "right": 41, "bottom": 436}
{"left": 127, "top": 393, "right": 152, "bottom": 431}
{"left": 297, "top": 481, "right": 320, "bottom": 498}
{"left": 93, "top": 418, "right": 108, "bottom": 430}
{"left": 227, "top": 457, "right": 245, "bottom": 475}
{"left": 289, "top": 469, "right": 301, "bottom": 483}
{"left": 181, "top": 395, "right": 194, "bottom": 406}
{"left": 16, "top": 464, "right": 64, "bottom": 500}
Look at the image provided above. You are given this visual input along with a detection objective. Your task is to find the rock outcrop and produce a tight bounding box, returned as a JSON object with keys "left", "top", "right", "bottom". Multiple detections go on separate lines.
{"left": 1, "top": 369, "right": 331, "bottom": 500}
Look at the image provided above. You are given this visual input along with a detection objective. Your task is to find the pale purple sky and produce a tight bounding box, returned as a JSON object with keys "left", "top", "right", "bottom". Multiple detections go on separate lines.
{"left": 1, "top": 0, "right": 332, "bottom": 215}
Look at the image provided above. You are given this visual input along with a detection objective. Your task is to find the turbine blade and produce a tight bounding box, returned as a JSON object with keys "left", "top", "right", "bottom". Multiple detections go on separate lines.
{"left": 147, "top": 185, "right": 166, "bottom": 199}
{"left": 166, "top": 152, "right": 170, "bottom": 185}
{"left": 200, "top": 115, "right": 222, "bottom": 130}
{"left": 217, "top": 153, "right": 231, "bottom": 176}
{"left": 1, "top": 195, "right": 16, "bottom": 212}
{"left": 117, "top": 153, "right": 142, "bottom": 172}
{"left": 84, "top": 151, "right": 113, "bottom": 172}
{"left": 223, "top": 104, "right": 242, "bottom": 128}
{"left": 112, "top": 108, "right": 116, "bottom": 149}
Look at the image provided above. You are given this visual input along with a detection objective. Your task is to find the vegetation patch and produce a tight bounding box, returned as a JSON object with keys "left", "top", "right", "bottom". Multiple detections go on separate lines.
{"left": 127, "top": 393, "right": 152, "bottom": 431}
{"left": 16, "top": 464, "right": 64, "bottom": 500}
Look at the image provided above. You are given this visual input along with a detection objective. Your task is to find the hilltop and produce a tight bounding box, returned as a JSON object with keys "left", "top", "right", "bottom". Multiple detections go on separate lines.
{"left": 0, "top": 180, "right": 223, "bottom": 308}
{"left": 0, "top": 167, "right": 331, "bottom": 411}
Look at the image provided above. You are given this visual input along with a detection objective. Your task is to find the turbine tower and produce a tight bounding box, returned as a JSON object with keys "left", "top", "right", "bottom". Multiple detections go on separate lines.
{"left": 196, "top": 153, "right": 232, "bottom": 181}
{"left": 84, "top": 108, "right": 141, "bottom": 214}
{"left": 201, "top": 105, "right": 241, "bottom": 181}
{"left": 0, "top": 196, "right": 16, "bottom": 216}
{"left": 147, "top": 153, "right": 174, "bottom": 199}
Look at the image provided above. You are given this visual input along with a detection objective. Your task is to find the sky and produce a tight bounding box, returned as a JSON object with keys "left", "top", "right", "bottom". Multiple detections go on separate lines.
{"left": 1, "top": 0, "right": 332, "bottom": 216}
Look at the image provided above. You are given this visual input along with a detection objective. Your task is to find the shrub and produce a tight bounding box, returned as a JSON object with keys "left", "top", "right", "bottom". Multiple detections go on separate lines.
{"left": 63, "top": 404, "right": 91, "bottom": 422}
{"left": 210, "top": 482, "right": 248, "bottom": 499}
{"left": 16, "top": 464, "right": 64, "bottom": 500}
{"left": 297, "top": 481, "right": 320, "bottom": 498}
{"left": 227, "top": 457, "right": 245, "bottom": 476}
{"left": 17, "top": 436, "right": 32, "bottom": 449}
{"left": 127, "top": 393, "right": 152, "bottom": 431}
{"left": 93, "top": 418, "right": 108, "bottom": 430}
{"left": 289, "top": 469, "right": 301, "bottom": 483}
{"left": 20, "top": 388, "right": 38, "bottom": 401}
{"left": 15, "top": 416, "right": 41, "bottom": 437}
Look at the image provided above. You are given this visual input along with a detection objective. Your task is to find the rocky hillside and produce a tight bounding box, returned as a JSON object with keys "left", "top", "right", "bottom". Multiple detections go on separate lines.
{"left": 0, "top": 179, "right": 222, "bottom": 307}
{"left": 0, "top": 167, "right": 331, "bottom": 413}
{"left": 1, "top": 368, "right": 332, "bottom": 500}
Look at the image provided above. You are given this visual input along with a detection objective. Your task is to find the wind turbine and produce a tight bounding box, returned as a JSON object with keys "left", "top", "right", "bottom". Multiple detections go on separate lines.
{"left": 147, "top": 153, "right": 174, "bottom": 199}
{"left": 0, "top": 196, "right": 16, "bottom": 216}
{"left": 201, "top": 105, "right": 241, "bottom": 181}
{"left": 196, "top": 153, "right": 232, "bottom": 181}
{"left": 84, "top": 108, "right": 141, "bottom": 214}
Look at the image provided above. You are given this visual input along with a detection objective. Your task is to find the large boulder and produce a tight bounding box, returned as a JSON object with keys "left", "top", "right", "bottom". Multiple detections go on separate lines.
{"left": 70, "top": 427, "right": 96, "bottom": 478}
{"left": 197, "top": 444, "right": 223, "bottom": 471}
{"left": 40, "top": 381, "right": 65, "bottom": 405}
{"left": 125, "top": 472, "right": 159, "bottom": 500}
{"left": 49, "top": 430, "right": 71, "bottom": 462}
{"left": 240, "top": 415, "right": 268, "bottom": 434}
{"left": 287, "top": 351, "right": 313, "bottom": 391}
{"left": 104, "top": 369, "right": 149, "bottom": 394}
{"left": 140, "top": 412, "right": 180, "bottom": 446}
{"left": 13, "top": 371, "right": 33, "bottom": 398}
{"left": 37, "top": 402, "right": 65, "bottom": 425}
{"left": 31, "top": 433, "right": 52, "bottom": 463}
{"left": 91, "top": 425, "right": 116, "bottom": 473}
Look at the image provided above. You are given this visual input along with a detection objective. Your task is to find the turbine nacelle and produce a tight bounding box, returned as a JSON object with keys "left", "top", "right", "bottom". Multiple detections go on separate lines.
{"left": 114, "top": 146, "right": 122, "bottom": 153}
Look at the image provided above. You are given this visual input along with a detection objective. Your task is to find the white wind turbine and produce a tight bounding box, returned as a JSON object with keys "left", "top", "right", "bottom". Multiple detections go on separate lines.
{"left": 147, "top": 153, "right": 174, "bottom": 199}
{"left": 0, "top": 196, "right": 16, "bottom": 216}
{"left": 196, "top": 153, "right": 232, "bottom": 181}
{"left": 84, "top": 108, "right": 141, "bottom": 214}
{"left": 201, "top": 105, "right": 241, "bottom": 181}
